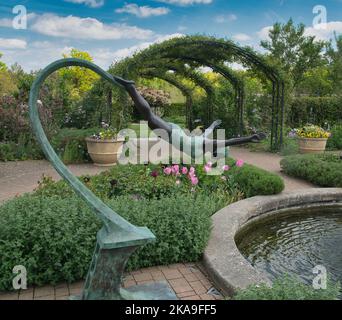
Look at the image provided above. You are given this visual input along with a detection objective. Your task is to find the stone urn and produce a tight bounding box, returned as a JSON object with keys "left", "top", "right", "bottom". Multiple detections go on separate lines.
{"left": 298, "top": 137, "right": 328, "bottom": 154}
{"left": 85, "top": 137, "right": 125, "bottom": 166}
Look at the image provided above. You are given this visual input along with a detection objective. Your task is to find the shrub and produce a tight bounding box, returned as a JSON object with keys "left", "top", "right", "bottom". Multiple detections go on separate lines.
{"left": 288, "top": 96, "right": 342, "bottom": 128}
{"left": 0, "top": 193, "right": 215, "bottom": 290}
{"left": 281, "top": 153, "right": 342, "bottom": 187}
{"left": 226, "top": 159, "right": 285, "bottom": 197}
{"left": 327, "top": 124, "right": 342, "bottom": 150}
{"left": 0, "top": 139, "right": 43, "bottom": 161}
{"left": 51, "top": 127, "right": 99, "bottom": 164}
{"left": 233, "top": 276, "right": 340, "bottom": 300}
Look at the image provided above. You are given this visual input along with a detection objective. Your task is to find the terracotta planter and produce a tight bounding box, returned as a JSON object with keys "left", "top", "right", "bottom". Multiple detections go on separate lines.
{"left": 298, "top": 137, "right": 328, "bottom": 154}
{"left": 85, "top": 137, "right": 124, "bottom": 166}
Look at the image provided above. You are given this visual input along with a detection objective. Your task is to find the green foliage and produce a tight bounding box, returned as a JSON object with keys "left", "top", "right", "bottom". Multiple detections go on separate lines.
{"left": 233, "top": 276, "right": 340, "bottom": 300}
{"left": 281, "top": 153, "right": 342, "bottom": 187}
{"left": 51, "top": 128, "right": 99, "bottom": 164}
{"left": 226, "top": 159, "right": 285, "bottom": 197}
{"left": 0, "top": 195, "right": 100, "bottom": 290}
{"left": 0, "top": 193, "right": 214, "bottom": 290}
{"left": 59, "top": 49, "right": 99, "bottom": 101}
{"left": 0, "top": 139, "right": 43, "bottom": 161}
{"left": 326, "top": 34, "right": 342, "bottom": 93}
{"left": 327, "top": 124, "right": 342, "bottom": 150}
{"left": 261, "top": 19, "right": 326, "bottom": 88}
{"left": 288, "top": 96, "right": 342, "bottom": 128}
{"left": 34, "top": 160, "right": 283, "bottom": 203}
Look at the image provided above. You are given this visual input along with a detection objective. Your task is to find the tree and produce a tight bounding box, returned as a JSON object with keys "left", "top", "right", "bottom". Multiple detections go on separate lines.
{"left": 298, "top": 66, "right": 333, "bottom": 96}
{"left": 0, "top": 53, "right": 17, "bottom": 96}
{"left": 59, "top": 49, "right": 99, "bottom": 101}
{"left": 260, "top": 19, "right": 327, "bottom": 90}
{"left": 0, "top": 52, "right": 7, "bottom": 71}
{"left": 326, "top": 33, "right": 342, "bottom": 94}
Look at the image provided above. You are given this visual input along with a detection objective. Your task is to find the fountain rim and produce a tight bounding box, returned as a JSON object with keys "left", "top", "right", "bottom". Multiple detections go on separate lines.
{"left": 203, "top": 188, "right": 342, "bottom": 297}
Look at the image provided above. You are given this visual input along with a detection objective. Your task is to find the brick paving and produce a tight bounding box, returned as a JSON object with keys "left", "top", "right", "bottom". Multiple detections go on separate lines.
{"left": 0, "top": 263, "right": 223, "bottom": 301}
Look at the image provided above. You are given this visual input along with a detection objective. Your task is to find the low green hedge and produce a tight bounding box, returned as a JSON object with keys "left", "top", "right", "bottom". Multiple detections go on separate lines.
{"left": 226, "top": 159, "right": 285, "bottom": 197}
{"left": 233, "top": 276, "right": 340, "bottom": 300}
{"left": 0, "top": 193, "right": 216, "bottom": 290}
{"left": 281, "top": 153, "right": 342, "bottom": 187}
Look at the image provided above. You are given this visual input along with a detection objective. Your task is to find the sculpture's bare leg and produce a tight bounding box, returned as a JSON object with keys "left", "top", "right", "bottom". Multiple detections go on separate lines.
{"left": 203, "top": 119, "right": 222, "bottom": 138}
{"left": 114, "top": 76, "right": 172, "bottom": 134}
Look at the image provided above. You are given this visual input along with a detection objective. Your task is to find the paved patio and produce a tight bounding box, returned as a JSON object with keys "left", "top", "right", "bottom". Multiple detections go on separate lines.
{"left": 0, "top": 263, "right": 223, "bottom": 300}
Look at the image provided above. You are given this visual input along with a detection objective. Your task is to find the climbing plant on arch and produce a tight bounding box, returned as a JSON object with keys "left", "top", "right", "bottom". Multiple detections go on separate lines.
{"left": 111, "top": 35, "right": 285, "bottom": 150}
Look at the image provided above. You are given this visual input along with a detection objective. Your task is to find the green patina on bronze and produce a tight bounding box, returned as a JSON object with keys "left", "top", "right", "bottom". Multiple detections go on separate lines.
{"left": 29, "top": 58, "right": 176, "bottom": 300}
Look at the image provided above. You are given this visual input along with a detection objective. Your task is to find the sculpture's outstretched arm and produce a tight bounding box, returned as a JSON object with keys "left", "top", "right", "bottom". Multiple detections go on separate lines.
{"left": 207, "top": 132, "right": 267, "bottom": 148}
{"left": 113, "top": 76, "right": 172, "bottom": 134}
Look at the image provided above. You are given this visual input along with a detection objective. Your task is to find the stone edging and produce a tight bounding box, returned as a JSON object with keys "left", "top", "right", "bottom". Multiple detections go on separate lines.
{"left": 203, "top": 188, "right": 342, "bottom": 297}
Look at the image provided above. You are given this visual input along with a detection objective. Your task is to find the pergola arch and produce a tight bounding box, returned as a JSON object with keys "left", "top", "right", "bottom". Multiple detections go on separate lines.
{"left": 138, "top": 61, "right": 217, "bottom": 128}
{"left": 139, "top": 70, "right": 194, "bottom": 127}
{"left": 112, "top": 35, "right": 285, "bottom": 150}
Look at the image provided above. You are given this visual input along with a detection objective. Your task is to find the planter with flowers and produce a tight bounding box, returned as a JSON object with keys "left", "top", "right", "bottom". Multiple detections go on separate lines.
{"left": 86, "top": 126, "right": 124, "bottom": 166}
{"left": 295, "top": 125, "right": 331, "bottom": 154}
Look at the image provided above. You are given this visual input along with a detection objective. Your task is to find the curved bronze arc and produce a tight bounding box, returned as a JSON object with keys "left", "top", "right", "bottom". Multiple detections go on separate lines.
{"left": 29, "top": 58, "right": 154, "bottom": 243}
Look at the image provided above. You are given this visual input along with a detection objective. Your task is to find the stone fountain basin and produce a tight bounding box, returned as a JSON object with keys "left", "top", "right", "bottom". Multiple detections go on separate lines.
{"left": 203, "top": 188, "right": 342, "bottom": 297}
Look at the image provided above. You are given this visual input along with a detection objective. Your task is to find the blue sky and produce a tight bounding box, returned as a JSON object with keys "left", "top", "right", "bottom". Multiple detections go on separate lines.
{"left": 0, "top": 0, "right": 341, "bottom": 71}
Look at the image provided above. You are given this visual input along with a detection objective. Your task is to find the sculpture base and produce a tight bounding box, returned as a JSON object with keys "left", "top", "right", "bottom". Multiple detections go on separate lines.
{"left": 70, "top": 281, "right": 177, "bottom": 300}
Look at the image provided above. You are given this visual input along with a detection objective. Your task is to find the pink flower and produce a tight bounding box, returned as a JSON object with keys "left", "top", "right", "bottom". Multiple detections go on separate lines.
{"left": 172, "top": 165, "right": 180, "bottom": 175}
{"left": 189, "top": 167, "right": 196, "bottom": 176}
{"left": 204, "top": 165, "right": 212, "bottom": 173}
{"left": 222, "top": 165, "right": 230, "bottom": 171}
{"left": 190, "top": 176, "right": 199, "bottom": 186}
{"left": 181, "top": 167, "right": 188, "bottom": 175}
{"left": 236, "top": 159, "right": 244, "bottom": 167}
{"left": 163, "top": 167, "right": 172, "bottom": 175}
{"left": 206, "top": 162, "right": 213, "bottom": 168}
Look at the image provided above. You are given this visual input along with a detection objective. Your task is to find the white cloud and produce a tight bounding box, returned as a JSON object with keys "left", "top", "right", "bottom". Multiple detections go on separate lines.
{"left": 215, "top": 14, "right": 237, "bottom": 23}
{"left": 64, "top": 0, "right": 104, "bottom": 8}
{"left": 305, "top": 21, "right": 342, "bottom": 41}
{"left": 30, "top": 13, "right": 154, "bottom": 40}
{"left": 0, "top": 41, "right": 73, "bottom": 71}
{"left": 156, "top": 0, "right": 212, "bottom": 6}
{"left": 92, "top": 33, "right": 184, "bottom": 68}
{"left": 257, "top": 25, "right": 272, "bottom": 40}
{"left": 0, "top": 18, "right": 12, "bottom": 28}
{"left": 110, "top": 33, "right": 184, "bottom": 62}
{"left": 233, "top": 33, "right": 251, "bottom": 42}
{"left": 116, "top": 3, "right": 170, "bottom": 18}
{"left": 0, "top": 38, "right": 27, "bottom": 49}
